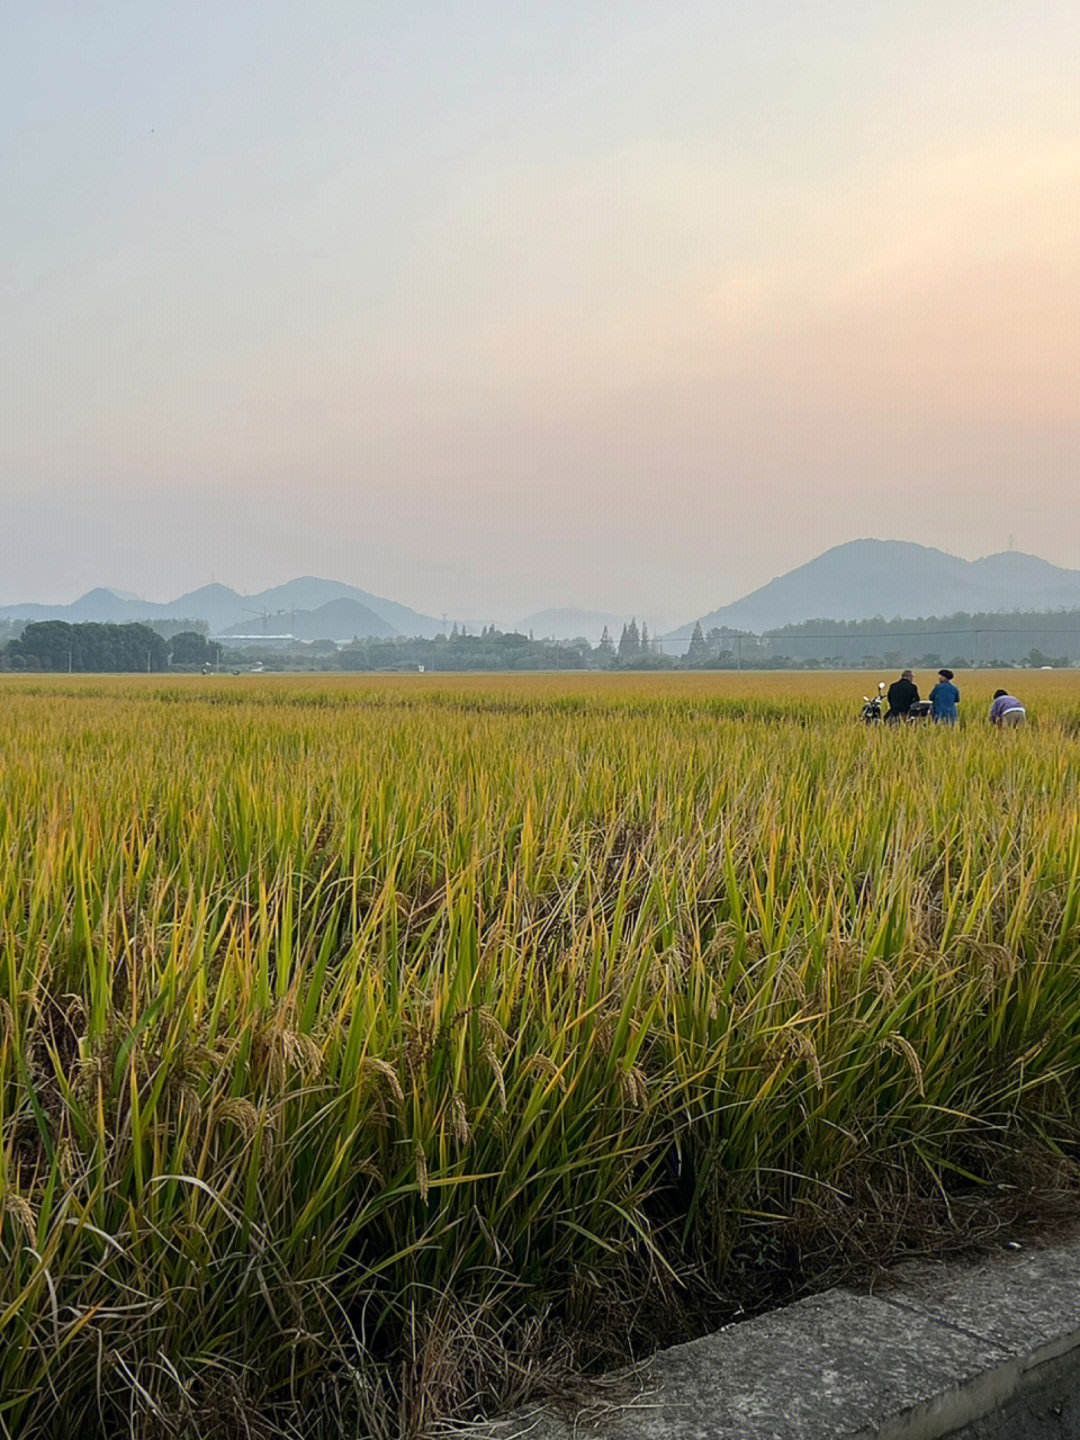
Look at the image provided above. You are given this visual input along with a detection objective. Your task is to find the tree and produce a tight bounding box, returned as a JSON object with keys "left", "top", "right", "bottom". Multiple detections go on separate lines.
{"left": 169, "top": 631, "right": 221, "bottom": 667}
{"left": 11, "top": 621, "right": 74, "bottom": 670}
{"left": 5, "top": 621, "right": 168, "bottom": 672}
{"left": 618, "top": 619, "right": 641, "bottom": 664}
{"left": 686, "top": 621, "right": 708, "bottom": 665}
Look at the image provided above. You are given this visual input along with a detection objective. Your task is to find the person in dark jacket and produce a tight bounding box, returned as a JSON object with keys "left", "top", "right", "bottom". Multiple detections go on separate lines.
{"left": 885, "top": 669, "right": 919, "bottom": 723}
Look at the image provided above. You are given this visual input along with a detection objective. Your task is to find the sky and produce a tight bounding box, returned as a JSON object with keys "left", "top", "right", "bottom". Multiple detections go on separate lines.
{"left": 3, "top": 2, "right": 1078, "bottom": 631}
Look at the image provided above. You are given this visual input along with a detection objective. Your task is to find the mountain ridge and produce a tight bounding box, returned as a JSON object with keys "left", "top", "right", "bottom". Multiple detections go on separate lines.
{"left": 4, "top": 541, "right": 1079, "bottom": 645}
{"left": 0, "top": 577, "right": 445, "bottom": 640}
{"left": 666, "top": 540, "right": 1080, "bottom": 639}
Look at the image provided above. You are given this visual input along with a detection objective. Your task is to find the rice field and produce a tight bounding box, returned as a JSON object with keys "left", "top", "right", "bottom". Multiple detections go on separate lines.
{"left": 2, "top": 669, "right": 1080, "bottom": 1439}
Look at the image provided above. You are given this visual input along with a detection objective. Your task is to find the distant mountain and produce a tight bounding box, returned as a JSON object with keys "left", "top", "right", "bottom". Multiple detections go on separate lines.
{"left": 301, "top": 599, "right": 396, "bottom": 642}
{"left": 66, "top": 588, "right": 138, "bottom": 623}
{"left": 0, "top": 588, "right": 148, "bottom": 625}
{"left": 222, "top": 597, "right": 397, "bottom": 643}
{"left": 160, "top": 585, "right": 249, "bottom": 632}
{"left": 242, "top": 577, "right": 443, "bottom": 637}
{"left": 0, "top": 576, "right": 444, "bottom": 639}
{"left": 247, "top": 578, "right": 361, "bottom": 613}
{"left": 667, "top": 541, "right": 1080, "bottom": 640}
{"left": 0, "top": 582, "right": 247, "bottom": 630}
{"left": 516, "top": 608, "right": 634, "bottom": 645}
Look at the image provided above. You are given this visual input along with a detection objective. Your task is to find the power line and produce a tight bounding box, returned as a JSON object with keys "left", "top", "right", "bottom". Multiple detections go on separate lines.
{"left": 654, "top": 623, "right": 1079, "bottom": 654}
{"left": 760, "top": 626, "right": 1080, "bottom": 641}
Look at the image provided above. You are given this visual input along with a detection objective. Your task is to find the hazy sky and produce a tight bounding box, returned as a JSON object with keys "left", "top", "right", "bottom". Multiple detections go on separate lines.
{"left": 3, "top": 3, "right": 1078, "bottom": 629}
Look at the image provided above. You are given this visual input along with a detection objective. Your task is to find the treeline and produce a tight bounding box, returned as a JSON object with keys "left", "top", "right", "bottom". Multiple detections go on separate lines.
{"left": 4, "top": 612, "right": 1077, "bottom": 674}
{"left": 334, "top": 626, "right": 637, "bottom": 672}
{"left": 762, "top": 609, "right": 1080, "bottom": 668}
{"left": 0, "top": 621, "right": 671, "bottom": 675}
{"left": 1, "top": 622, "right": 222, "bottom": 672}
{"left": 332, "top": 622, "right": 673, "bottom": 673}
{"left": 682, "top": 609, "right": 1080, "bottom": 669}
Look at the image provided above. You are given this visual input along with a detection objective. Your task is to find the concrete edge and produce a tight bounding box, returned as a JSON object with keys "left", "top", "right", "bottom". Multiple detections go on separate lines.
{"left": 443, "top": 1226, "right": 1080, "bottom": 1439}
{"left": 869, "top": 1323, "right": 1080, "bottom": 1439}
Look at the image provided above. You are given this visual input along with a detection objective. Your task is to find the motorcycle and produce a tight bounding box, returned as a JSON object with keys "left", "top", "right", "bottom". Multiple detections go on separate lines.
{"left": 862, "top": 680, "right": 934, "bottom": 723}
{"left": 861, "top": 681, "right": 886, "bottom": 722}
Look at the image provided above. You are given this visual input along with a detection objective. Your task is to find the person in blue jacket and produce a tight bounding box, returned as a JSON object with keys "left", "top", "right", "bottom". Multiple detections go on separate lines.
{"left": 929, "top": 668, "right": 960, "bottom": 724}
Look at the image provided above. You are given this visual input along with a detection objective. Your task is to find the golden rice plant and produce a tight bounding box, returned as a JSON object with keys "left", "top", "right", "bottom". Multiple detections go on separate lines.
{"left": 1, "top": 669, "right": 1080, "bottom": 1437}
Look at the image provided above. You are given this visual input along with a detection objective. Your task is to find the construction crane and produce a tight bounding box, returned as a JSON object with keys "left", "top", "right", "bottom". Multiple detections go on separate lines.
{"left": 241, "top": 606, "right": 270, "bottom": 634}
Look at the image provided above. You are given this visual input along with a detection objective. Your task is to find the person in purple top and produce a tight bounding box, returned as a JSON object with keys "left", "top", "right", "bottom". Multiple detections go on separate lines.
{"left": 989, "top": 689, "right": 1026, "bottom": 728}
{"left": 929, "top": 668, "right": 960, "bottom": 724}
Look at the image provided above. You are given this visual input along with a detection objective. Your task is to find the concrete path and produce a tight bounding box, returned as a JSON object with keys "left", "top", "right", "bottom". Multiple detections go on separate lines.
{"left": 443, "top": 1229, "right": 1080, "bottom": 1439}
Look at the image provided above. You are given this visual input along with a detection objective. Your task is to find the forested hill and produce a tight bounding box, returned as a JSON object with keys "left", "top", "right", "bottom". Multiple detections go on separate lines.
{"left": 754, "top": 608, "right": 1080, "bottom": 668}
{"left": 670, "top": 540, "right": 1080, "bottom": 639}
